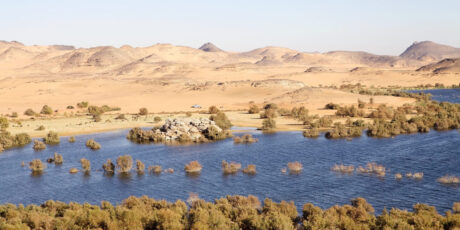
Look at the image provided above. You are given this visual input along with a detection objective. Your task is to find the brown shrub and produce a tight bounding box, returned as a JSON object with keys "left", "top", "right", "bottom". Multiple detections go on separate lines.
{"left": 85, "top": 139, "right": 101, "bottom": 150}
{"left": 53, "top": 152, "right": 63, "bottom": 164}
{"left": 262, "top": 118, "right": 276, "bottom": 130}
{"left": 184, "top": 160, "right": 202, "bottom": 173}
{"left": 395, "top": 173, "right": 403, "bottom": 180}
{"left": 154, "top": 116, "right": 162, "bottom": 123}
{"left": 102, "top": 159, "right": 115, "bottom": 174}
{"left": 248, "top": 104, "right": 260, "bottom": 114}
{"left": 68, "top": 136, "right": 76, "bottom": 143}
{"left": 453, "top": 202, "right": 460, "bottom": 214}
{"left": 33, "top": 140, "right": 46, "bottom": 151}
{"left": 24, "top": 108, "right": 35, "bottom": 116}
{"left": 139, "top": 108, "right": 148, "bottom": 115}
{"left": 222, "top": 160, "right": 241, "bottom": 174}
{"left": 29, "top": 159, "right": 46, "bottom": 172}
{"left": 69, "top": 168, "right": 79, "bottom": 174}
{"left": 242, "top": 164, "right": 257, "bottom": 175}
{"left": 136, "top": 160, "right": 145, "bottom": 174}
{"left": 233, "top": 134, "right": 258, "bottom": 143}
{"left": 303, "top": 128, "right": 319, "bottom": 138}
{"left": 437, "top": 175, "right": 460, "bottom": 184}
{"left": 331, "top": 164, "right": 354, "bottom": 174}
{"left": 324, "top": 103, "right": 339, "bottom": 110}
{"left": 210, "top": 112, "right": 232, "bottom": 130}
{"left": 208, "top": 105, "right": 220, "bottom": 114}
{"left": 356, "top": 162, "right": 385, "bottom": 177}
{"left": 149, "top": 165, "right": 162, "bottom": 174}
{"left": 185, "top": 112, "right": 192, "bottom": 117}
{"left": 40, "top": 105, "right": 53, "bottom": 115}
{"left": 43, "top": 131, "right": 60, "bottom": 144}
{"left": 287, "top": 161, "right": 303, "bottom": 173}
{"left": 117, "top": 155, "right": 133, "bottom": 173}
{"left": 80, "top": 158, "right": 91, "bottom": 172}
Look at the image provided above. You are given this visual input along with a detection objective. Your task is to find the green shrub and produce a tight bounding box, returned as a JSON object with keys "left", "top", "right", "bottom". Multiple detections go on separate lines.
{"left": 264, "top": 103, "right": 278, "bottom": 110}
{"left": 40, "top": 105, "right": 53, "bottom": 115}
{"left": 260, "top": 108, "right": 277, "bottom": 119}
{"left": 115, "top": 114, "right": 126, "bottom": 120}
{"left": 43, "top": 131, "right": 60, "bottom": 144}
{"left": 117, "top": 155, "right": 133, "bottom": 173}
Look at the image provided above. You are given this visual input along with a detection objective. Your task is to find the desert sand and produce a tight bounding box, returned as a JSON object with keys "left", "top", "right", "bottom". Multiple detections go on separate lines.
{"left": 1, "top": 40, "right": 459, "bottom": 136}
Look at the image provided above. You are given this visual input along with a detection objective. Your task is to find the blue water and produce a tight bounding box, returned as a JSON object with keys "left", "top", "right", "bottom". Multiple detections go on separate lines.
{"left": 408, "top": 88, "right": 460, "bottom": 104}
{"left": 0, "top": 89, "right": 459, "bottom": 213}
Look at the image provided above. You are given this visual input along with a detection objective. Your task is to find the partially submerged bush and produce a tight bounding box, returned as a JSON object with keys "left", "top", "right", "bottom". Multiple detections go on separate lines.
{"left": 43, "top": 131, "right": 60, "bottom": 144}
{"left": 357, "top": 162, "right": 386, "bottom": 177}
{"left": 85, "top": 139, "right": 101, "bottom": 150}
{"left": 331, "top": 164, "right": 354, "bottom": 174}
{"left": 139, "top": 107, "right": 148, "bottom": 115}
{"left": 53, "top": 152, "right": 63, "bottom": 164}
{"left": 136, "top": 160, "right": 145, "bottom": 174}
{"left": 303, "top": 128, "right": 319, "bottom": 138}
{"left": 222, "top": 160, "right": 241, "bottom": 174}
{"left": 413, "top": 172, "right": 424, "bottom": 180}
{"left": 242, "top": 164, "right": 257, "bottom": 175}
{"left": 149, "top": 165, "right": 162, "bottom": 174}
{"left": 233, "top": 134, "right": 258, "bottom": 143}
{"left": 33, "top": 140, "right": 46, "bottom": 151}
{"left": 262, "top": 118, "right": 276, "bottom": 130}
{"left": 80, "top": 158, "right": 91, "bottom": 173}
{"left": 325, "top": 122, "right": 363, "bottom": 139}
{"left": 395, "top": 173, "right": 403, "bottom": 180}
{"left": 68, "top": 136, "right": 76, "bottom": 143}
{"left": 437, "top": 175, "right": 460, "bottom": 184}
{"left": 184, "top": 160, "right": 202, "bottom": 173}
{"left": 69, "top": 168, "right": 79, "bottom": 174}
{"left": 40, "top": 105, "right": 53, "bottom": 115}
{"left": 208, "top": 105, "right": 220, "bottom": 114}
{"left": 287, "top": 161, "right": 303, "bottom": 173}
{"left": 29, "top": 159, "right": 45, "bottom": 173}
{"left": 102, "top": 159, "right": 115, "bottom": 174}
{"left": 117, "top": 155, "right": 133, "bottom": 173}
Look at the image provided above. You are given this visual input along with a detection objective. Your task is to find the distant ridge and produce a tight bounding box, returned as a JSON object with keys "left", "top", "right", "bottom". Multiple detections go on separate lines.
{"left": 199, "top": 42, "right": 223, "bottom": 52}
{"left": 416, "top": 58, "right": 460, "bottom": 74}
{"left": 400, "top": 41, "right": 460, "bottom": 61}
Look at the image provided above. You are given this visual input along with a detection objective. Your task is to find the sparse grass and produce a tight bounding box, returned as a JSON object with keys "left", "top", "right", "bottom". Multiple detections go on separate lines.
{"left": 85, "top": 139, "right": 101, "bottom": 150}
{"left": 233, "top": 134, "right": 258, "bottom": 144}
{"left": 80, "top": 158, "right": 91, "bottom": 173}
{"left": 43, "top": 131, "right": 60, "bottom": 144}
{"left": 29, "top": 159, "right": 45, "bottom": 173}
{"left": 331, "top": 164, "right": 354, "bottom": 174}
{"left": 117, "top": 155, "right": 133, "bottom": 173}
{"left": 136, "top": 160, "right": 145, "bottom": 174}
{"left": 242, "top": 164, "right": 256, "bottom": 175}
{"left": 103, "top": 159, "right": 115, "bottom": 174}
{"left": 222, "top": 160, "right": 241, "bottom": 174}
{"left": 148, "top": 165, "right": 162, "bottom": 174}
{"left": 184, "top": 160, "right": 202, "bottom": 173}
{"left": 287, "top": 161, "right": 303, "bottom": 173}
{"left": 437, "top": 175, "right": 460, "bottom": 185}
{"left": 33, "top": 140, "right": 46, "bottom": 151}
{"left": 357, "top": 163, "right": 385, "bottom": 177}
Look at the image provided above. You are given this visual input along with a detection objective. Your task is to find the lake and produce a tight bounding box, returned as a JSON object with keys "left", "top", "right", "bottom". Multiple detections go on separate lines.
{"left": 0, "top": 89, "right": 459, "bottom": 213}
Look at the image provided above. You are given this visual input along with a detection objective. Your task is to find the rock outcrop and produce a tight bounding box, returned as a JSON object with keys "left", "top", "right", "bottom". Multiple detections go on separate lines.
{"left": 127, "top": 118, "right": 229, "bottom": 143}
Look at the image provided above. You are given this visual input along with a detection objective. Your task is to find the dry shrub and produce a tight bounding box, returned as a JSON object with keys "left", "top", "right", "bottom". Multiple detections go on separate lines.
{"left": 357, "top": 162, "right": 385, "bottom": 177}
{"left": 36, "top": 125, "right": 45, "bottom": 131}
{"left": 233, "top": 134, "right": 258, "bottom": 144}
{"left": 165, "top": 168, "right": 174, "bottom": 173}
{"left": 24, "top": 108, "right": 35, "bottom": 116}
{"left": 33, "top": 140, "right": 46, "bottom": 151}
{"left": 103, "top": 159, "right": 115, "bottom": 174}
{"left": 260, "top": 108, "right": 277, "bottom": 119}
{"left": 136, "top": 160, "right": 145, "bottom": 174}
{"left": 43, "top": 131, "right": 60, "bottom": 144}
{"left": 68, "top": 136, "right": 76, "bottom": 143}
{"left": 395, "top": 173, "right": 403, "bottom": 180}
{"left": 262, "top": 118, "right": 276, "bottom": 130}
{"left": 208, "top": 105, "right": 220, "bottom": 114}
{"left": 248, "top": 104, "right": 260, "bottom": 114}
{"left": 80, "top": 158, "right": 90, "bottom": 172}
{"left": 154, "top": 116, "right": 162, "bottom": 123}
{"left": 184, "top": 160, "right": 202, "bottom": 173}
{"left": 222, "top": 160, "right": 241, "bottom": 174}
{"left": 331, "top": 164, "right": 354, "bottom": 174}
{"left": 453, "top": 202, "right": 460, "bottom": 214}
{"left": 115, "top": 114, "right": 126, "bottom": 120}
{"left": 287, "top": 161, "right": 303, "bottom": 173}
{"left": 210, "top": 112, "right": 232, "bottom": 130}
{"left": 303, "top": 128, "right": 319, "bottom": 138}
{"left": 242, "top": 164, "right": 256, "bottom": 175}
{"left": 117, "top": 155, "right": 133, "bottom": 173}
{"left": 40, "top": 105, "right": 53, "bottom": 115}
{"left": 77, "top": 101, "right": 89, "bottom": 108}
{"left": 139, "top": 108, "right": 148, "bottom": 115}
{"left": 149, "top": 165, "right": 162, "bottom": 174}
{"left": 187, "top": 192, "right": 200, "bottom": 206}
{"left": 53, "top": 152, "right": 63, "bottom": 164}
{"left": 29, "top": 159, "right": 45, "bottom": 172}
{"left": 437, "top": 175, "right": 460, "bottom": 184}
{"left": 413, "top": 172, "right": 424, "bottom": 180}
{"left": 185, "top": 111, "right": 192, "bottom": 117}
{"left": 324, "top": 103, "right": 339, "bottom": 110}
{"left": 85, "top": 139, "right": 101, "bottom": 150}
{"left": 69, "top": 168, "right": 79, "bottom": 174}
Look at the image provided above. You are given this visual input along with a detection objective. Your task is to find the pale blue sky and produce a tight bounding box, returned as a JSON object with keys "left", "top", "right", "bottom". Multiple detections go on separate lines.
{"left": 1, "top": 0, "right": 459, "bottom": 55}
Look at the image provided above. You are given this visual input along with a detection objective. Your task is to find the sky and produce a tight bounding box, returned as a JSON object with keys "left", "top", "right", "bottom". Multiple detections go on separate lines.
{"left": 1, "top": 0, "right": 459, "bottom": 55}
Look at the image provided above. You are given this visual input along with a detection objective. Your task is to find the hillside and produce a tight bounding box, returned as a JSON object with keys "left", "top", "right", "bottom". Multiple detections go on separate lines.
{"left": 400, "top": 41, "right": 460, "bottom": 61}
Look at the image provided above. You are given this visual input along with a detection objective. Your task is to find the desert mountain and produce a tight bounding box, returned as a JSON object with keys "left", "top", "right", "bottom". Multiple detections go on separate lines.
{"left": 417, "top": 58, "right": 460, "bottom": 74}
{"left": 199, "top": 42, "right": 224, "bottom": 52}
{"left": 400, "top": 41, "right": 460, "bottom": 61}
